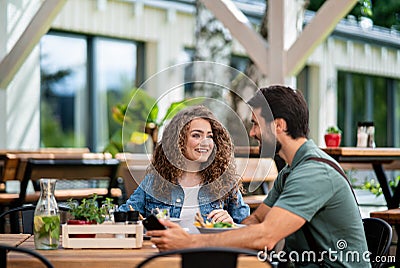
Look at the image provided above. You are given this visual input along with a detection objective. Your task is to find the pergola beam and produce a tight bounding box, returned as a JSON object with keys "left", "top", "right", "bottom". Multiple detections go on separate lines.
{"left": 286, "top": 0, "right": 358, "bottom": 76}
{"left": 268, "top": 0, "right": 285, "bottom": 84}
{"left": 200, "top": 0, "right": 269, "bottom": 76}
{"left": 201, "top": 0, "right": 358, "bottom": 83}
{"left": 0, "top": 0, "right": 67, "bottom": 89}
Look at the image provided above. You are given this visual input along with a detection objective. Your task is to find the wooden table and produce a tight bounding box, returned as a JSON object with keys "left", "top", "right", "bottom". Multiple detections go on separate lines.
{"left": 322, "top": 147, "right": 400, "bottom": 209}
{"left": 0, "top": 234, "right": 31, "bottom": 247}
{"left": 370, "top": 208, "right": 400, "bottom": 225}
{"left": 243, "top": 195, "right": 267, "bottom": 210}
{"left": 4, "top": 235, "right": 270, "bottom": 268}
{"left": 370, "top": 208, "right": 400, "bottom": 264}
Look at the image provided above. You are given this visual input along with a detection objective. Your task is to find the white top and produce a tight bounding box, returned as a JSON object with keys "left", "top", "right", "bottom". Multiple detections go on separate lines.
{"left": 179, "top": 185, "right": 201, "bottom": 234}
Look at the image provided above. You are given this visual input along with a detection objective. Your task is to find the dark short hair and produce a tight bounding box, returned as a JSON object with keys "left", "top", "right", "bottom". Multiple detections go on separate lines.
{"left": 247, "top": 85, "right": 309, "bottom": 139}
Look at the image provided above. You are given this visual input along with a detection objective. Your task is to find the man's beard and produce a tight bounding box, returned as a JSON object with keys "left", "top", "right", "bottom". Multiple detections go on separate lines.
{"left": 259, "top": 139, "right": 281, "bottom": 158}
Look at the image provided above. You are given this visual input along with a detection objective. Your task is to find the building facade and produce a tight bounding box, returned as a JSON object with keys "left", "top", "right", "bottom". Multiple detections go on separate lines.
{"left": 1, "top": 0, "right": 399, "bottom": 151}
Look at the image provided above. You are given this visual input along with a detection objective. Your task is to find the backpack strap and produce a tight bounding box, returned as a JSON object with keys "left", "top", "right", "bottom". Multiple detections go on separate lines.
{"left": 281, "top": 157, "right": 357, "bottom": 204}
{"left": 281, "top": 157, "right": 359, "bottom": 265}
{"left": 307, "top": 157, "right": 358, "bottom": 206}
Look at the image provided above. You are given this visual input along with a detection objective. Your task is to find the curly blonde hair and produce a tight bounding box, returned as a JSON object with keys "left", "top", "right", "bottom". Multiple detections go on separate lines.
{"left": 148, "top": 105, "right": 242, "bottom": 202}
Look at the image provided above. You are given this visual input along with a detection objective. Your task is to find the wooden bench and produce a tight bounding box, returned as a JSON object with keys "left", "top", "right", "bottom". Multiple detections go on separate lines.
{"left": 236, "top": 158, "right": 278, "bottom": 210}
{"left": 0, "top": 148, "right": 91, "bottom": 183}
{"left": 115, "top": 153, "right": 151, "bottom": 198}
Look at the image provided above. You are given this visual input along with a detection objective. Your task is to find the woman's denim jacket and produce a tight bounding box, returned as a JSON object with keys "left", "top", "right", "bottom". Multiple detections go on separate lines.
{"left": 119, "top": 174, "right": 250, "bottom": 223}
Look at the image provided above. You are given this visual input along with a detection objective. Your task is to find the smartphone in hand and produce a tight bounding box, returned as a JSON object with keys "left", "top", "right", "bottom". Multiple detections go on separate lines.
{"left": 142, "top": 214, "right": 166, "bottom": 231}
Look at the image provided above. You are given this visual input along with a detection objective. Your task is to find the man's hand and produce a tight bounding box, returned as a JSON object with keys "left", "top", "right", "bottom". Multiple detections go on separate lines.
{"left": 147, "top": 220, "right": 193, "bottom": 251}
{"left": 207, "top": 209, "right": 233, "bottom": 224}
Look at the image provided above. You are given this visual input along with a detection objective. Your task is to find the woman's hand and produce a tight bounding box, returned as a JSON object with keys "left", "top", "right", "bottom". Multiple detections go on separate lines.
{"left": 207, "top": 209, "right": 234, "bottom": 224}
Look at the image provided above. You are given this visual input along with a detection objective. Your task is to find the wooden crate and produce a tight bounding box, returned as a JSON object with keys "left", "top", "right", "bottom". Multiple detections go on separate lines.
{"left": 62, "top": 223, "right": 143, "bottom": 249}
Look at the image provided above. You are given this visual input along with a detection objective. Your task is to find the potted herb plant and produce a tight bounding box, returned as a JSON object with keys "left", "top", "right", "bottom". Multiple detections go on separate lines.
{"left": 66, "top": 194, "right": 114, "bottom": 238}
{"left": 324, "top": 126, "right": 342, "bottom": 147}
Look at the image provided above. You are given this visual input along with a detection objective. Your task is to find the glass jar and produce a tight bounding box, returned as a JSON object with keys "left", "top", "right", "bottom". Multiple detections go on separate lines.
{"left": 34, "top": 178, "right": 60, "bottom": 250}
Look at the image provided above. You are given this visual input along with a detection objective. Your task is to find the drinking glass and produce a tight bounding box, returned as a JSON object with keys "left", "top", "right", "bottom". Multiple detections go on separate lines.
{"left": 151, "top": 208, "right": 170, "bottom": 220}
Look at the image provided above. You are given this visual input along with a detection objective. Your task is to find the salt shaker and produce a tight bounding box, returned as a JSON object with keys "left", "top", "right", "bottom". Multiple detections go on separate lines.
{"left": 113, "top": 211, "right": 127, "bottom": 238}
{"left": 126, "top": 210, "right": 140, "bottom": 238}
{"left": 365, "top": 122, "right": 376, "bottom": 148}
{"left": 356, "top": 122, "right": 368, "bottom": 147}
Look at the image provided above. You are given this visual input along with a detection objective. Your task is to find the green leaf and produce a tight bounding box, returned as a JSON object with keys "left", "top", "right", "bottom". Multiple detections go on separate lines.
{"left": 110, "top": 129, "right": 123, "bottom": 146}
{"left": 51, "top": 227, "right": 60, "bottom": 239}
{"left": 147, "top": 105, "right": 159, "bottom": 123}
{"left": 158, "top": 98, "right": 204, "bottom": 126}
{"left": 103, "top": 143, "right": 120, "bottom": 157}
{"left": 325, "top": 126, "right": 342, "bottom": 134}
{"left": 66, "top": 194, "right": 114, "bottom": 224}
{"left": 359, "top": 0, "right": 373, "bottom": 17}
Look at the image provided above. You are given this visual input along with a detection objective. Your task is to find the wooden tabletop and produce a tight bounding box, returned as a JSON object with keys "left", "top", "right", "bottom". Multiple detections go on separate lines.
{"left": 243, "top": 195, "right": 267, "bottom": 209}
{"left": 235, "top": 146, "right": 400, "bottom": 157}
{"left": 370, "top": 208, "right": 400, "bottom": 225}
{"left": 322, "top": 147, "right": 400, "bottom": 157}
{"left": 6, "top": 235, "right": 270, "bottom": 268}
{"left": 236, "top": 158, "right": 278, "bottom": 183}
{"left": 0, "top": 234, "right": 31, "bottom": 247}
{"left": 234, "top": 146, "right": 260, "bottom": 157}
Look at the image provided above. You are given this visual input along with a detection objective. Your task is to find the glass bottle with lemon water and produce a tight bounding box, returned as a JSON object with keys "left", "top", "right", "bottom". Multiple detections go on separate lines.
{"left": 34, "top": 178, "right": 60, "bottom": 249}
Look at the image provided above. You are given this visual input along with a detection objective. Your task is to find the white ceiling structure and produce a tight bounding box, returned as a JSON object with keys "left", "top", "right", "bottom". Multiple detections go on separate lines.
{"left": 0, "top": 0, "right": 67, "bottom": 89}
{"left": 0, "top": 0, "right": 358, "bottom": 89}
{"left": 200, "top": 0, "right": 358, "bottom": 84}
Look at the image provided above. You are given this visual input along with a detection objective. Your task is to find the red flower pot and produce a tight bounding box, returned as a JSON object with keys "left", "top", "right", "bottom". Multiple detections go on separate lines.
{"left": 324, "top": 133, "right": 341, "bottom": 147}
{"left": 67, "top": 219, "right": 97, "bottom": 238}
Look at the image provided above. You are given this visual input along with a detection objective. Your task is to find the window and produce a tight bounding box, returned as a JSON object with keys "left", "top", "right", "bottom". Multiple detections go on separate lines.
{"left": 40, "top": 33, "right": 87, "bottom": 148}
{"left": 40, "top": 32, "right": 143, "bottom": 151}
{"left": 337, "top": 71, "right": 400, "bottom": 147}
{"left": 182, "top": 48, "right": 249, "bottom": 97}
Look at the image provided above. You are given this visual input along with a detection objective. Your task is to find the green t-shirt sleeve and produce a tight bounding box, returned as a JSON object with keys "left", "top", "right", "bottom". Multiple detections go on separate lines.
{"left": 266, "top": 163, "right": 335, "bottom": 222}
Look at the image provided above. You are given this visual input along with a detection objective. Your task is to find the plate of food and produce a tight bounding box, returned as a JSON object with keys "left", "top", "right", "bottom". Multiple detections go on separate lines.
{"left": 195, "top": 222, "right": 245, "bottom": 234}
{"left": 169, "top": 217, "right": 181, "bottom": 223}
{"left": 193, "top": 212, "right": 245, "bottom": 234}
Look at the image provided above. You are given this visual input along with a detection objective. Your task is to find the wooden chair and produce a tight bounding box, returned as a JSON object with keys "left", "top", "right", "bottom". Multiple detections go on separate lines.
{"left": 362, "top": 217, "right": 393, "bottom": 268}
{"left": 236, "top": 158, "right": 278, "bottom": 210}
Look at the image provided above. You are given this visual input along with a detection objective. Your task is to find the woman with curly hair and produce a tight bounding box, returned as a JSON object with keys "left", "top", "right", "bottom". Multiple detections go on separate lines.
{"left": 120, "top": 105, "right": 249, "bottom": 233}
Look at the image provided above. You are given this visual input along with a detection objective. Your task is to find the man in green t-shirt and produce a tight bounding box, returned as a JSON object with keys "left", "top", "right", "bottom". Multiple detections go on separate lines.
{"left": 148, "top": 85, "right": 371, "bottom": 267}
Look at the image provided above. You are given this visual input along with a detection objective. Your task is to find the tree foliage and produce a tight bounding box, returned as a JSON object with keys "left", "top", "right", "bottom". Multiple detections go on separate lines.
{"left": 308, "top": 0, "right": 400, "bottom": 29}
